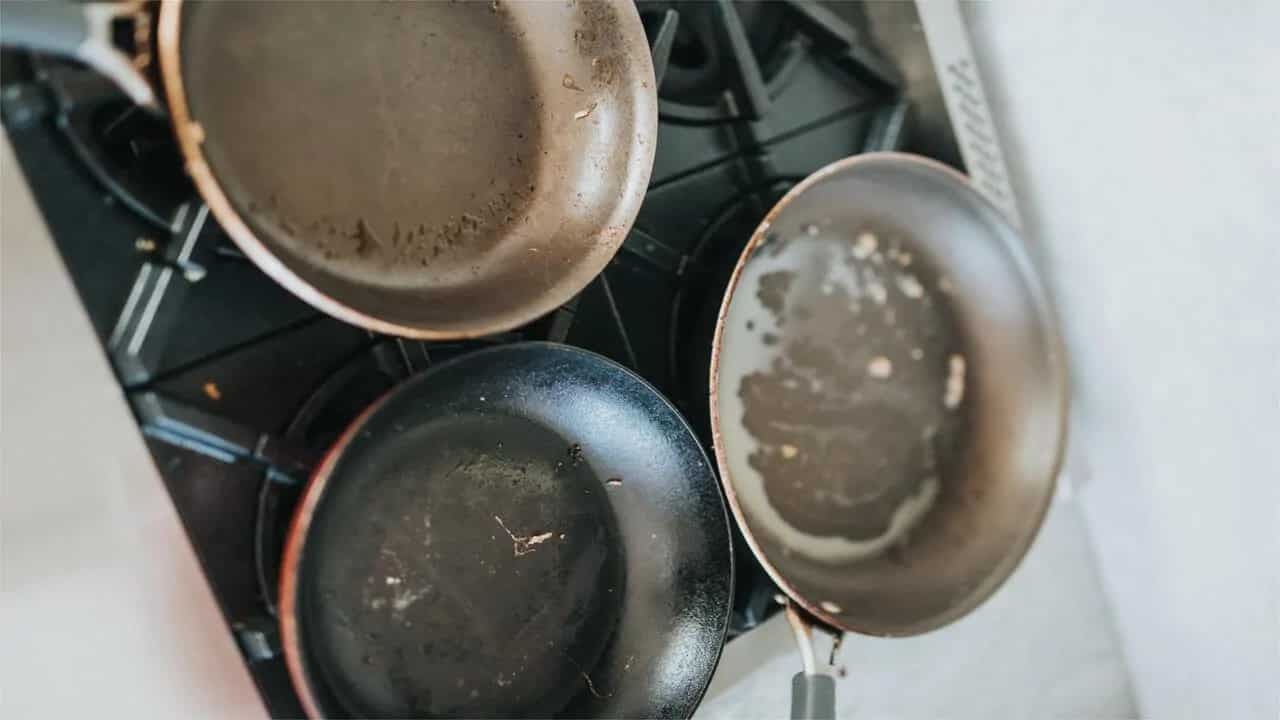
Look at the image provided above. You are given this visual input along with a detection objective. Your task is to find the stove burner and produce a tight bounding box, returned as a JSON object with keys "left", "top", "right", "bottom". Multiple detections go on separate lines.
{"left": 33, "top": 57, "right": 191, "bottom": 230}
{"left": 640, "top": 0, "right": 900, "bottom": 125}
{"left": 668, "top": 181, "right": 794, "bottom": 439}
{"left": 640, "top": 0, "right": 802, "bottom": 121}
{"left": 254, "top": 342, "right": 399, "bottom": 615}
{"left": 85, "top": 100, "right": 189, "bottom": 216}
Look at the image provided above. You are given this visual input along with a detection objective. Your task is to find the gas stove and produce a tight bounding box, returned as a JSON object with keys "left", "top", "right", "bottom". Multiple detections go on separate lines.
{"left": 1, "top": 2, "right": 971, "bottom": 715}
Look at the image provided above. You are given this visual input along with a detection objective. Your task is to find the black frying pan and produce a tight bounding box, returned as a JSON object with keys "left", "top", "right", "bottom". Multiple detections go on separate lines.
{"left": 1, "top": 0, "right": 657, "bottom": 339}
{"left": 711, "top": 153, "right": 1068, "bottom": 717}
{"left": 280, "top": 343, "right": 733, "bottom": 718}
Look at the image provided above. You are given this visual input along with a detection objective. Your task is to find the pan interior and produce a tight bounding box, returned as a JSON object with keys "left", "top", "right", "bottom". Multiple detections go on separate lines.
{"left": 721, "top": 229, "right": 966, "bottom": 551}
{"left": 714, "top": 157, "right": 1065, "bottom": 636}
{"left": 177, "top": 1, "right": 655, "bottom": 335}
{"left": 301, "top": 412, "right": 623, "bottom": 718}
{"left": 292, "top": 344, "right": 732, "bottom": 718}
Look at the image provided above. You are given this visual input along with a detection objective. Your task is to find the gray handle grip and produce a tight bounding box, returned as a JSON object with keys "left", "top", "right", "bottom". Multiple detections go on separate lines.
{"left": 790, "top": 672, "right": 836, "bottom": 720}
{"left": 0, "top": 1, "right": 89, "bottom": 57}
{"left": 0, "top": 2, "right": 158, "bottom": 109}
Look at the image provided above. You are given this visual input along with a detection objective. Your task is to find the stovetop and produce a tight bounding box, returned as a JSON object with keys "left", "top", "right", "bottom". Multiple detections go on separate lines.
{"left": 1, "top": 3, "right": 961, "bottom": 715}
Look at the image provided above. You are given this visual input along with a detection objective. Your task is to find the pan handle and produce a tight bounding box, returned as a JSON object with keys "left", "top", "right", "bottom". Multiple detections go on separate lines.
{"left": 791, "top": 673, "right": 836, "bottom": 720}
{"left": 785, "top": 602, "right": 837, "bottom": 720}
{"left": 0, "top": 1, "right": 158, "bottom": 109}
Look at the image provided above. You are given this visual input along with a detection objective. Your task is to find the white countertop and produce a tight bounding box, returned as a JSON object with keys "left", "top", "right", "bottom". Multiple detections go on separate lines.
{"left": 1, "top": 132, "right": 265, "bottom": 719}
{"left": 965, "top": 2, "right": 1280, "bottom": 718}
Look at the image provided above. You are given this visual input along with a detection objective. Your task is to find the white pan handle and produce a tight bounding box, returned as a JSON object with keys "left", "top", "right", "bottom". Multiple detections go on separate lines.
{"left": 0, "top": 1, "right": 158, "bottom": 110}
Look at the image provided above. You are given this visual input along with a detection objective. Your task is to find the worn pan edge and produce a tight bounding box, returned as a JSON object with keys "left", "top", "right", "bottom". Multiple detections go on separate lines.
{"left": 707, "top": 151, "right": 1070, "bottom": 638}
{"left": 278, "top": 385, "right": 393, "bottom": 718}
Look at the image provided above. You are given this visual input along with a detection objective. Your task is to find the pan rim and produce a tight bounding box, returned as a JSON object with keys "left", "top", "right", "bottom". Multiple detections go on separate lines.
{"left": 157, "top": 0, "right": 659, "bottom": 340}
{"left": 278, "top": 341, "right": 734, "bottom": 717}
{"left": 707, "top": 151, "right": 1070, "bottom": 638}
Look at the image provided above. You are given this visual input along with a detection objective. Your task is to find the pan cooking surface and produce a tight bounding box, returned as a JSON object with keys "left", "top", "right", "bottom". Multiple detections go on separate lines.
{"left": 175, "top": 0, "right": 657, "bottom": 334}
{"left": 719, "top": 225, "right": 967, "bottom": 563}
{"left": 289, "top": 344, "right": 732, "bottom": 718}
{"left": 302, "top": 413, "right": 623, "bottom": 717}
{"left": 182, "top": 0, "right": 542, "bottom": 281}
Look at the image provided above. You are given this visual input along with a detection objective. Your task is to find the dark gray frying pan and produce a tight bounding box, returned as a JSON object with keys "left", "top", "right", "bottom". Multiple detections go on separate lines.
{"left": 1, "top": 0, "right": 657, "bottom": 338}
{"left": 281, "top": 343, "right": 733, "bottom": 718}
{"left": 710, "top": 153, "right": 1068, "bottom": 718}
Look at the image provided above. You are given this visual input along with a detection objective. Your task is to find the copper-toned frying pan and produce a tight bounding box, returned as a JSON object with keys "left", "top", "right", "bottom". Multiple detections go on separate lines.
{"left": 2, "top": 0, "right": 657, "bottom": 338}
{"left": 710, "top": 153, "right": 1068, "bottom": 718}
{"left": 279, "top": 343, "right": 733, "bottom": 718}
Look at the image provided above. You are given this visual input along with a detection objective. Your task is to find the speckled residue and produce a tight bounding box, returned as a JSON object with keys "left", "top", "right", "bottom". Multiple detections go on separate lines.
{"left": 716, "top": 224, "right": 967, "bottom": 563}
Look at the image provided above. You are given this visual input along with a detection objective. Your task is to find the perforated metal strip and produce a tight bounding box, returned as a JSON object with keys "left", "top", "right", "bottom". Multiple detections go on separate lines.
{"left": 918, "top": 1, "right": 1023, "bottom": 229}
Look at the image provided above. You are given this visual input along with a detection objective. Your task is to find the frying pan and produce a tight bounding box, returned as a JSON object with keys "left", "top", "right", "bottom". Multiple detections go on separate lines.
{"left": 1, "top": 0, "right": 657, "bottom": 338}
{"left": 280, "top": 343, "right": 733, "bottom": 718}
{"left": 710, "top": 153, "right": 1068, "bottom": 717}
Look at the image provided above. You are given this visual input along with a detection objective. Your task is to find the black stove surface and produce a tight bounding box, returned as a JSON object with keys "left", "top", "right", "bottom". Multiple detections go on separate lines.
{"left": 2, "top": 3, "right": 959, "bottom": 715}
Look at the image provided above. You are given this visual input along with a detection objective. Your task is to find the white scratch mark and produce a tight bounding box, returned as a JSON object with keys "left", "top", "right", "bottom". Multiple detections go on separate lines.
{"left": 494, "top": 515, "right": 556, "bottom": 557}
{"left": 392, "top": 586, "right": 430, "bottom": 612}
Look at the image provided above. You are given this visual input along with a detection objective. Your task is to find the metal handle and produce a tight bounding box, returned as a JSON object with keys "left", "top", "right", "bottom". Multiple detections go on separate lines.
{"left": 785, "top": 601, "right": 838, "bottom": 720}
{"left": 791, "top": 672, "right": 836, "bottom": 720}
{"left": 0, "top": 1, "right": 158, "bottom": 109}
